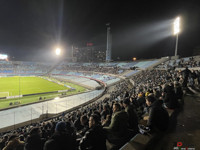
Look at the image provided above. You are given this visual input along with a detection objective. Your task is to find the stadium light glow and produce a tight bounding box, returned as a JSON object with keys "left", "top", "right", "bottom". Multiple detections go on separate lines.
{"left": 132, "top": 57, "right": 137, "bottom": 61}
{"left": 0, "top": 54, "right": 8, "bottom": 60}
{"left": 174, "top": 17, "right": 180, "bottom": 35}
{"left": 173, "top": 16, "right": 181, "bottom": 56}
{"left": 55, "top": 48, "right": 61, "bottom": 56}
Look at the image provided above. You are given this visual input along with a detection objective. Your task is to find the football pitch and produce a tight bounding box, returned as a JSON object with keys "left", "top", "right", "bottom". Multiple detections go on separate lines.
{"left": 0, "top": 76, "right": 69, "bottom": 97}
{"left": 0, "top": 76, "right": 86, "bottom": 109}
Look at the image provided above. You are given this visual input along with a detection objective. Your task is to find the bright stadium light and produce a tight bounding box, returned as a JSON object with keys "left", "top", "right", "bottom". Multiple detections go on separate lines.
{"left": 173, "top": 17, "right": 180, "bottom": 56}
{"left": 55, "top": 48, "right": 61, "bottom": 56}
{"left": 0, "top": 54, "right": 8, "bottom": 60}
{"left": 174, "top": 17, "right": 180, "bottom": 35}
{"left": 132, "top": 57, "right": 136, "bottom": 61}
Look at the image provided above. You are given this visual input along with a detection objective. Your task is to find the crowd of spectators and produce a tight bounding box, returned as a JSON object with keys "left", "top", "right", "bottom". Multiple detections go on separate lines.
{"left": 0, "top": 61, "right": 51, "bottom": 74}
{"left": 158, "top": 57, "right": 200, "bottom": 69}
{"left": 0, "top": 59, "right": 200, "bottom": 149}
{"left": 56, "top": 63, "right": 125, "bottom": 75}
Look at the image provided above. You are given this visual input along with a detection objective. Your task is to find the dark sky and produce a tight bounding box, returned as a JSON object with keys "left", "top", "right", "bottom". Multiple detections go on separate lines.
{"left": 0, "top": 0, "right": 200, "bottom": 62}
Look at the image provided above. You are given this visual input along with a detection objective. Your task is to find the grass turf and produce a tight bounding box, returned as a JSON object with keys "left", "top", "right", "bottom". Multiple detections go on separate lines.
{"left": 0, "top": 76, "right": 69, "bottom": 97}
{"left": 0, "top": 76, "right": 86, "bottom": 109}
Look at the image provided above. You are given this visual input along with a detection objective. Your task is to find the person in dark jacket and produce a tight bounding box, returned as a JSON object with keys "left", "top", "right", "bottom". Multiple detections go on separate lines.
{"left": 146, "top": 95, "right": 169, "bottom": 133}
{"left": 43, "top": 121, "right": 76, "bottom": 150}
{"left": 77, "top": 115, "right": 89, "bottom": 138}
{"left": 2, "top": 134, "right": 24, "bottom": 150}
{"left": 103, "top": 103, "right": 129, "bottom": 146}
{"left": 163, "top": 84, "right": 178, "bottom": 109}
{"left": 101, "top": 104, "right": 111, "bottom": 120}
{"left": 182, "top": 67, "right": 191, "bottom": 87}
{"left": 102, "top": 114, "right": 111, "bottom": 127}
{"left": 0, "top": 135, "right": 8, "bottom": 150}
{"left": 24, "top": 127, "right": 45, "bottom": 150}
{"left": 123, "top": 98, "right": 138, "bottom": 133}
{"left": 174, "top": 81, "right": 183, "bottom": 96}
{"left": 79, "top": 114, "right": 107, "bottom": 150}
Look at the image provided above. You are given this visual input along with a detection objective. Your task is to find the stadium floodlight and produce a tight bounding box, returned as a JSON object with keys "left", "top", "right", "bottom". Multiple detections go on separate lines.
{"left": 174, "top": 17, "right": 180, "bottom": 35}
{"left": 0, "top": 54, "right": 8, "bottom": 60}
{"left": 55, "top": 48, "right": 61, "bottom": 56}
{"left": 132, "top": 57, "right": 136, "bottom": 61}
{"left": 173, "top": 17, "right": 180, "bottom": 56}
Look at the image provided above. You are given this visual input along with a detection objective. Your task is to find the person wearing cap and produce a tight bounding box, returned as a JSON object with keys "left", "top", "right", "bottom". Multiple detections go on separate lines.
{"left": 79, "top": 114, "right": 106, "bottom": 150}
{"left": 2, "top": 134, "right": 24, "bottom": 150}
{"left": 43, "top": 121, "right": 76, "bottom": 150}
{"left": 123, "top": 98, "right": 139, "bottom": 133}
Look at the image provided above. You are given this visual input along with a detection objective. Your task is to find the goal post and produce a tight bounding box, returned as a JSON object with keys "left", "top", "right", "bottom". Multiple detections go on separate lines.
{"left": 0, "top": 92, "right": 9, "bottom": 97}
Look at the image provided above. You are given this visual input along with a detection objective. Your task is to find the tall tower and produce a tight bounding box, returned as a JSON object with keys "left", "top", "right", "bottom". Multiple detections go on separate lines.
{"left": 106, "top": 23, "right": 112, "bottom": 62}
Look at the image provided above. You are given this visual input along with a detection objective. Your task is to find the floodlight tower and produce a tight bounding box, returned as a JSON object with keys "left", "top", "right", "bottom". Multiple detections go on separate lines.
{"left": 174, "top": 17, "right": 180, "bottom": 56}
{"left": 106, "top": 23, "right": 112, "bottom": 62}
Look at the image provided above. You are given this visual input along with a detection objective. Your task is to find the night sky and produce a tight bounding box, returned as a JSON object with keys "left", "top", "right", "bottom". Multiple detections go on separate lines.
{"left": 0, "top": 0, "right": 200, "bottom": 62}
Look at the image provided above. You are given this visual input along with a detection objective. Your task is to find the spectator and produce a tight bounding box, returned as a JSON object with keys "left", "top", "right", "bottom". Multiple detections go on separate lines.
{"left": 65, "top": 121, "right": 76, "bottom": 138}
{"left": 146, "top": 95, "right": 169, "bottom": 133}
{"left": 74, "top": 115, "right": 83, "bottom": 132}
{"left": 174, "top": 81, "right": 184, "bottom": 105}
{"left": 2, "top": 134, "right": 24, "bottom": 150}
{"left": 77, "top": 115, "right": 89, "bottom": 138}
{"left": 182, "top": 67, "right": 191, "bottom": 87}
{"left": 103, "top": 103, "right": 129, "bottom": 147}
{"left": 101, "top": 104, "right": 111, "bottom": 120}
{"left": 102, "top": 114, "right": 111, "bottom": 127}
{"left": 79, "top": 114, "right": 107, "bottom": 150}
{"left": 174, "top": 81, "right": 183, "bottom": 100}
{"left": 163, "top": 84, "right": 178, "bottom": 109}
{"left": 123, "top": 98, "right": 139, "bottom": 133}
{"left": 44, "top": 121, "right": 76, "bottom": 150}
{"left": 0, "top": 135, "right": 8, "bottom": 150}
{"left": 24, "top": 127, "right": 45, "bottom": 150}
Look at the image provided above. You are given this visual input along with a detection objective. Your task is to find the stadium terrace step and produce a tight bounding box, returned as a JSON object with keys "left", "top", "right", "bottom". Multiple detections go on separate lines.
{"left": 119, "top": 134, "right": 155, "bottom": 150}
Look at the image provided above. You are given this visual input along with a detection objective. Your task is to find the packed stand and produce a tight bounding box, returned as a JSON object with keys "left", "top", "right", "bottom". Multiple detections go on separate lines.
{"left": 0, "top": 80, "right": 138, "bottom": 150}
{"left": 158, "top": 57, "right": 200, "bottom": 69}
{"left": 55, "top": 63, "right": 125, "bottom": 75}
{"left": 1, "top": 66, "right": 199, "bottom": 150}
{"left": 0, "top": 61, "right": 52, "bottom": 75}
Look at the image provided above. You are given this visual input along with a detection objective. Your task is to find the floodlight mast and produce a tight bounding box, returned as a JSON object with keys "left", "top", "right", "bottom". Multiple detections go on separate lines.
{"left": 106, "top": 23, "right": 112, "bottom": 62}
{"left": 174, "top": 17, "right": 180, "bottom": 56}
